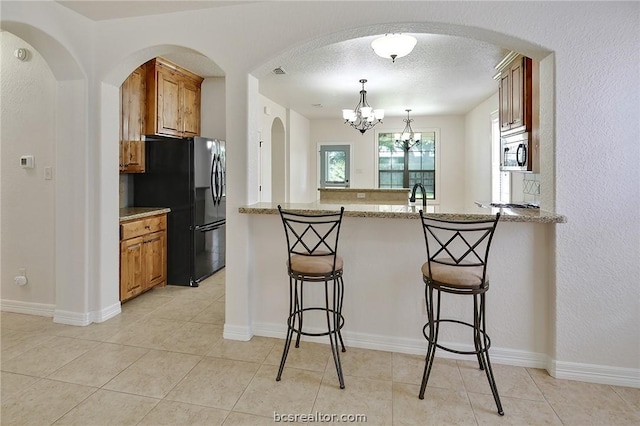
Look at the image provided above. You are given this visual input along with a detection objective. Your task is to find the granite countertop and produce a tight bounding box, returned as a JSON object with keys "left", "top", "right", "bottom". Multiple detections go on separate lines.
{"left": 119, "top": 207, "right": 171, "bottom": 222}
{"left": 239, "top": 201, "right": 566, "bottom": 224}
{"left": 318, "top": 188, "right": 410, "bottom": 193}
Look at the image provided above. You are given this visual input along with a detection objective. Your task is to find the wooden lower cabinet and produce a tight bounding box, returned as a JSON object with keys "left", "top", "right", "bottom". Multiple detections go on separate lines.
{"left": 120, "top": 214, "right": 167, "bottom": 302}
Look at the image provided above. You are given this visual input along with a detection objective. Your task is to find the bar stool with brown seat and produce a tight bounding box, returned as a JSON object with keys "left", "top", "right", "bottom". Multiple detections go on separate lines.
{"left": 275, "top": 205, "right": 346, "bottom": 389}
{"left": 418, "top": 211, "right": 504, "bottom": 415}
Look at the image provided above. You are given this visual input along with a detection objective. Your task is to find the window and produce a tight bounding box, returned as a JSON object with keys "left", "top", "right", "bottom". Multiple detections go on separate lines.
{"left": 377, "top": 130, "right": 438, "bottom": 199}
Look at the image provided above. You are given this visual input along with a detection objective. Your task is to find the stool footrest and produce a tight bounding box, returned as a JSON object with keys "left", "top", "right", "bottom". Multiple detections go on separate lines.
{"left": 286, "top": 307, "right": 345, "bottom": 337}
{"left": 422, "top": 319, "right": 492, "bottom": 355}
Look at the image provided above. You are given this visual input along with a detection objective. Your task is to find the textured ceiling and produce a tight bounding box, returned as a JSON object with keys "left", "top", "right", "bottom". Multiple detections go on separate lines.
{"left": 258, "top": 33, "right": 508, "bottom": 119}
{"left": 57, "top": 1, "right": 253, "bottom": 21}
{"left": 56, "top": 1, "right": 509, "bottom": 120}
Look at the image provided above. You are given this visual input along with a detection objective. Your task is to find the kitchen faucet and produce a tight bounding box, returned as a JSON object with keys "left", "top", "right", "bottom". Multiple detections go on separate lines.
{"left": 410, "top": 183, "right": 427, "bottom": 208}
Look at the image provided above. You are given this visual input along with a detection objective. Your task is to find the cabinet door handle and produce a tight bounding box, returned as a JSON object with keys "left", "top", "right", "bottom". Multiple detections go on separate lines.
{"left": 144, "top": 225, "right": 151, "bottom": 230}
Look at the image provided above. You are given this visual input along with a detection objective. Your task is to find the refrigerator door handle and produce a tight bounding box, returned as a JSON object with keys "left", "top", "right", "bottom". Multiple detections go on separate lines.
{"left": 211, "top": 154, "right": 218, "bottom": 206}
{"left": 220, "top": 158, "right": 225, "bottom": 198}
{"left": 213, "top": 156, "right": 222, "bottom": 205}
{"left": 195, "top": 220, "right": 225, "bottom": 232}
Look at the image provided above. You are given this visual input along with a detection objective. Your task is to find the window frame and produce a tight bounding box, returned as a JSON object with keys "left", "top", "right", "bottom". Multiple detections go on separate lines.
{"left": 374, "top": 128, "right": 441, "bottom": 204}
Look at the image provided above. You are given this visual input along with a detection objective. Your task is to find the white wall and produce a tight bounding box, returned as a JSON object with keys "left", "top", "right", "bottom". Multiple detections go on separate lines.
{"left": 287, "top": 109, "right": 312, "bottom": 203}
{"left": 311, "top": 115, "right": 467, "bottom": 208}
{"left": 201, "top": 77, "right": 226, "bottom": 140}
{"left": 464, "top": 93, "right": 498, "bottom": 209}
{"left": 2, "top": 0, "right": 638, "bottom": 383}
{"left": 0, "top": 32, "right": 56, "bottom": 307}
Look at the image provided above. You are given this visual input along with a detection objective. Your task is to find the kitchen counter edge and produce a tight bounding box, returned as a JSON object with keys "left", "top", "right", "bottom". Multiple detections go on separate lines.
{"left": 119, "top": 207, "right": 171, "bottom": 222}
{"left": 238, "top": 202, "right": 566, "bottom": 224}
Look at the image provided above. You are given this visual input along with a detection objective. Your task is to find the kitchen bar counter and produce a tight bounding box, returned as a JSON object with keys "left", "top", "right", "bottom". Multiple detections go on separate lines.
{"left": 241, "top": 199, "right": 560, "bottom": 368}
{"left": 119, "top": 207, "right": 171, "bottom": 222}
{"left": 239, "top": 201, "right": 566, "bottom": 224}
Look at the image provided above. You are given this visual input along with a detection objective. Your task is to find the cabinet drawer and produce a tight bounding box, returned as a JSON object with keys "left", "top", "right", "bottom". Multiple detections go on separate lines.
{"left": 121, "top": 215, "right": 166, "bottom": 240}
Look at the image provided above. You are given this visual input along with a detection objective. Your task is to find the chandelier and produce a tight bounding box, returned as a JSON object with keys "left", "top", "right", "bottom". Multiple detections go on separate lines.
{"left": 342, "top": 79, "right": 384, "bottom": 134}
{"left": 395, "top": 109, "right": 421, "bottom": 150}
{"left": 371, "top": 34, "right": 417, "bottom": 63}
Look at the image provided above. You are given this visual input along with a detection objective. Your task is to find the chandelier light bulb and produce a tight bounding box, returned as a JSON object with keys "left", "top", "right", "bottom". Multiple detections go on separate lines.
{"left": 371, "top": 34, "right": 417, "bottom": 62}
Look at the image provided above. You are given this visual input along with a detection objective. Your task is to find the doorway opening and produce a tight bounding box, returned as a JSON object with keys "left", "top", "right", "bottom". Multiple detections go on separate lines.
{"left": 319, "top": 144, "right": 351, "bottom": 188}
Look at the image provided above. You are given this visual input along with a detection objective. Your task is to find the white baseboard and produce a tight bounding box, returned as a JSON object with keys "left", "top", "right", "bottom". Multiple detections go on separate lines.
{"left": 53, "top": 309, "right": 91, "bottom": 326}
{"left": 2, "top": 299, "right": 122, "bottom": 327}
{"left": 549, "top": 359, "right": 640, "bottom": 388}
{"left": 1, "top": 299, "right": 55, "bottom": 317}
{"left": 53, "top": 302, "right": 122, "bottom": 326}
{"left": 223, "top": 323, "right": 252, "bottom": 341}
{"left": 90, "top": 302, "right": 121, "bottom": 323}
{"left": 252, "top": 320, "right": 637, "bottom": 388}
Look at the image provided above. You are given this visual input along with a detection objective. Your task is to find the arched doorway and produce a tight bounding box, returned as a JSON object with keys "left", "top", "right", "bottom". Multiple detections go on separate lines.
{"left": 0, "top": 23, "right": 88, "bottom": 323}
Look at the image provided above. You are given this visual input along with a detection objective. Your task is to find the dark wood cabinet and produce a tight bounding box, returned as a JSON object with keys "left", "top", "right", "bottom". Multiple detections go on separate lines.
{"left": 120, "top": 65, "right": 146, "bottom": 173}
{"left": 145, "top": 57, "right": 203, "bottom": 138}
{"left": 498, "top": 56, "right": 532, "bottom": 136}
{"left": 496, "top": 53, "right": 540, "bottom": 173}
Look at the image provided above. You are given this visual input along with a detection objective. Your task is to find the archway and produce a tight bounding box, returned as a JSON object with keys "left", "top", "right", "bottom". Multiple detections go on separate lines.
{"left": 0, "top": 22, "right": 88, "bottom": 323}
{"left": 98, "top": 45, "right": 226, "bottom": 314}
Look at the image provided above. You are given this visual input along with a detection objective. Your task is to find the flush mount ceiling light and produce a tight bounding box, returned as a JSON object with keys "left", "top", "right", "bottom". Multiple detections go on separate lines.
{"left": 371, "top": 34, "right": 417, "bottom": 63}
{"left": 395, "top": 109, "right": 421, "bottom": 151}
{"left": 342, "top": 79, "right": 384, "bottom": 134}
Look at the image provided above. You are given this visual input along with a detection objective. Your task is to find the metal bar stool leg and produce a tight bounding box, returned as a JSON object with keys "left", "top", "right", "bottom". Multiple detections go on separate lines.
{"left": 476, "top": 293, "right": 503, "bottom": 415}
{"left": 277, "top": 276, "right": 298, "bottom": 381}
{"left": 473, "top": 295, "right": 485, "bottom": 371}
{"left": 419, "top": 286, "right": 440, "bottom": 399}
{"left": 326, "top": 278, "right": 345, "bottom": 389}
{"left": 336, "top": 276, "right": 346, "bottom": 352}
{"left": 295, "top": 279, "right": 304, "bottom": 348}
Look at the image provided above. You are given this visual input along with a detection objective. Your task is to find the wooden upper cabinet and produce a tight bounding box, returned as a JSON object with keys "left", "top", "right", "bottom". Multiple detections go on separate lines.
{"left": 145, "top": 57, "right": 203, "bottom": 138}
{"left": 499, "top": 72, "right": 511, "bottom": 132}
{"left": 120, "top": 65, "right": 146, "bottom": 173}
{"left": 155, "top": 65, "right": 182, "bottom": 137}
{"left": 181, "top": 78, "right": 202, "bottom": 137}
{"left": 498, "top": 55, "right": 532, "bottom": 136}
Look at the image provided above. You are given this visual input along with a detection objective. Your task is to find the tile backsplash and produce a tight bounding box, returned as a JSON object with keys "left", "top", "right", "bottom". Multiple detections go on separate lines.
{"left": 521, "top": 173, "right": 540, "bottom": 204}
{"left": 119, "top": 175, "right": 133, "bottom": 208}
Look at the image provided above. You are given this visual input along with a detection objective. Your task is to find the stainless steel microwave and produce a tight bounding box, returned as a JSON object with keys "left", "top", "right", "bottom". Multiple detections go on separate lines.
{"left": 501, "top": 132, "right": 531, "bottom": 172}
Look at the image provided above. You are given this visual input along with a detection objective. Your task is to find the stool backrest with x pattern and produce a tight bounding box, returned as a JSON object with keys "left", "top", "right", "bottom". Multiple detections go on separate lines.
{"left": 278, "top": 206, "right": 345, "bottom": 274}
{"left": 419, "top": 212, "right": 501, "bottom": 288}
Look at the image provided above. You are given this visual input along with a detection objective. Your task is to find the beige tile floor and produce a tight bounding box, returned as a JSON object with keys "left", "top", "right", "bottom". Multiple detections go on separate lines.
{"left": 2, "top": 270, "right": 639, "bottom": 425}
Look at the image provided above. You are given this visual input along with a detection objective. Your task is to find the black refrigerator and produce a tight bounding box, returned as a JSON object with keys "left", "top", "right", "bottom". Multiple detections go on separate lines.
{"left": 134, "top": 135, "right": 226, "bottom": 286}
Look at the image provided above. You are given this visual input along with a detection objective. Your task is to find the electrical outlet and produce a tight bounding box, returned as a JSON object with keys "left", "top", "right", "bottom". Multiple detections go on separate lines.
{"left": 15, "top": 268, "right": 28, "bottom": 286}
{"left": 356, "top": 193, "right": 366, "bottom": 199}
